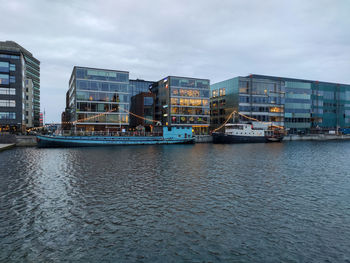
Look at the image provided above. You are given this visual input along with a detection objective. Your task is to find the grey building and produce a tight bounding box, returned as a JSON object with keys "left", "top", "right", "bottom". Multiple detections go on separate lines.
{"left": 0, "top": 41, "right": 40, "bottom": 132}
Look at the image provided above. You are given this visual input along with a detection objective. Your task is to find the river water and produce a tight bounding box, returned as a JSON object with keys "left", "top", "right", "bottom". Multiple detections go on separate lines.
{"left": 1, "top": 142, "right": 350, "bottom": 262}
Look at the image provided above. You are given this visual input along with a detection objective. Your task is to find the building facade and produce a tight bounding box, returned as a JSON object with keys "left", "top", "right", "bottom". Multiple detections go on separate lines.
{"left": 151, "top": 76, "right": 210, "bottom": 135}
{"left": 210, "top": 74, "right": 350, "bottom": 134}
{"left": 129, "top": 79, "right": 155, "bottom": 98}
{"left": 129, "top": 92, "right": 155, "bottom": 131}
{"left": 211, "top": 75, "right": 285, "bottom": 130}
{"left": 0, "top": 41, "right": 40, "bottom": 132}
{"left": 67, "top": 66, "right": 130, "bottom": 132}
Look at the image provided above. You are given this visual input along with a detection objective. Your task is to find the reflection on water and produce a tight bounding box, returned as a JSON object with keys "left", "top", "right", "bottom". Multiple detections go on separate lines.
{"left": 1, "top": 142, "right": 350, "bottom": 262}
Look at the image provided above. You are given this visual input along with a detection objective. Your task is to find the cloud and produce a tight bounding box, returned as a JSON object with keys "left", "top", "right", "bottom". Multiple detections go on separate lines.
{"left": 0, "top": 0, "right": 349, "bottom": 122}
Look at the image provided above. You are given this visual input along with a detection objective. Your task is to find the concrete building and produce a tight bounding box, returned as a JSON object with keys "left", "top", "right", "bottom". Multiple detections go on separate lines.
{"left": 151, "top": 76, "right": 210, "bottom": 135}
{"left": 0, "top": 41, "right": 40, "bottom": 132}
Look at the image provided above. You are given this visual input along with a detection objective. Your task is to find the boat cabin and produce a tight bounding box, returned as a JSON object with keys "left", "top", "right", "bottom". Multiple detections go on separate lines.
{"left": 153, "top": 126, "right": 193, "bottom": 139}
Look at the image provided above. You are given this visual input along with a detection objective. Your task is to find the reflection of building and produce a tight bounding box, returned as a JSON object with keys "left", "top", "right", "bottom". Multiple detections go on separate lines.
{"left": 67, "top": 66, "right": 130, "bottom": 132}
{"left": 151, "top": 76, "right": 210, "bottom": 135}
{"left": 0, "top": 41, "right": 40, "bottom": 132}
{"left": 129, "top": 79, "right": 155, "bottom": 98}
{"left": 130, "top": 92, "right": 155, "bottom": 131}
{"left": 211, "top": 74, "right": 350, "bottom": 134}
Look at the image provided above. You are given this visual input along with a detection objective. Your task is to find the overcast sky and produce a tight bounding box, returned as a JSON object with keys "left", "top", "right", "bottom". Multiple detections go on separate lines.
{"left": 1, "top": 0, "right": 349, "bottom": 122}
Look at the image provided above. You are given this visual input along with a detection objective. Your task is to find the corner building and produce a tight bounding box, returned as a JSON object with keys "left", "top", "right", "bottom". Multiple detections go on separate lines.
{"left": 210, "top": 75, "right": 285, "bottom": 130}
{"left": 67, "top": 67, "right": 130, "bottom": 132}
{"left": 151, "top": 76, "right": 210, "bottom": 135}
{"left": 210, "top": 74, "right": 350, "bottom": 134}
{"left": 0, "top": 41, "right": 40, "bottom": 132}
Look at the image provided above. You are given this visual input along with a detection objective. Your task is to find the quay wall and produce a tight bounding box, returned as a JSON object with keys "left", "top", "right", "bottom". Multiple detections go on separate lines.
{"left": 0, "top": 134, "right": 16, "bottom": 144}
{"left": 283, "top": 134, "right": 350, "bottom": 141}
{"left": 195, "top": 135, "right": 213, "bottom": 143}
{"left": 0, "top": 143, "right": 15, "bottom": 152}
{"left": 15, "top": 136, "right": 37, "bottom": 146}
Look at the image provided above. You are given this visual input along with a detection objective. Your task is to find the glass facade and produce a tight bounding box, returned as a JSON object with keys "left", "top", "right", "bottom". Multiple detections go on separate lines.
{"left": 0, "top": 112, "right": 16, "bottom": 120}
{"left": 68, "top": 67, "right": 130, "bottom": 131}
{"left": 311, "top": 82, "right": 350, "bottom": 131}
{"left": 151, "top": 76, "right": 210, "bottom": 134}
{"left": 210, "top": 76, "right": 285, "bottom": 130}
{"left": 284, "top": 81, "right": 311, "bottom": 133}
{"left": 211, "top": 74, "right": 350, "bottom": 133}
{"left": 129, "top": 79, "right": 155, "bottom": 97}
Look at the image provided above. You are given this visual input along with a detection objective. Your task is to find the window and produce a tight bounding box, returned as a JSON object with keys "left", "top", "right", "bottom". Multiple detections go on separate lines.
{"left": 0, "top": 74, "right": 9, "bottom": 84}
{"left": 9, "top": 64, "right": 16, "bottom": 71}
{"left": 0, "top": 112, "right": 16, "bottom": 119}
{"left": 144, "top": 97, "right": 153, "bottom": 106}
{"left": 219, "top": 88, "right": 226, "bottom": 96}
{"left": 0, "top": 62, "right": 9, "bottom": 73}
{"left": 0, "top": 100, "right": 16, "bottom": 107}
{"left": 10, "top": 76, "right": 15, "bottom": 83}
{"left": 0, "top": 54, "right": 19, "bottom": 59}
{"left": 0, "top": 88, "right": 15, "bottom": 95}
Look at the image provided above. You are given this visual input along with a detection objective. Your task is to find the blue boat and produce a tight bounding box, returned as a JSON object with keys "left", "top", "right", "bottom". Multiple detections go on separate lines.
{"left": 36, "top": 126, "right": 194, "bottom": 148}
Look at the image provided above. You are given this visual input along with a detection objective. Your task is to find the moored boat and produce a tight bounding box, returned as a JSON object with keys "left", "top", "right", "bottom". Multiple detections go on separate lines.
{"left": 212, "top": 123, "right": 284, "bottom": 144}
{"left": 37, "top": 126, "right": 194, "bottom": 148}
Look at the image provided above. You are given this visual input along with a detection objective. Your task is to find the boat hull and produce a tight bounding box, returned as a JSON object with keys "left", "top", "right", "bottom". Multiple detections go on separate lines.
{"left": 212, "top": 133, "right": 283, "bottom": 144}
{"left": 36, "top": 135, "right": 195, "bottom": 148}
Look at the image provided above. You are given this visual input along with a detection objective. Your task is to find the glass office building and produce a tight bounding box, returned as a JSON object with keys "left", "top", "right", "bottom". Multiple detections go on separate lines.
{"left": 151, "top": 76, "right": 210, "bottom": 135}
{"left": 129, "top": 79, "right": 155, "bottom": 98}
{"left": 0, "top": 41, "right": 40, "bottom": 132}
{"left": 67, "top": 67, "right": 130, "bottom": 132}
{"left": 211, "top": 75, "right": 285, "bottom": 130}
{"left": 211, "top": 74, "right": 350, "bottom": 133}
{"left": 311, "top": 81, "right": 350, "bottom": 131}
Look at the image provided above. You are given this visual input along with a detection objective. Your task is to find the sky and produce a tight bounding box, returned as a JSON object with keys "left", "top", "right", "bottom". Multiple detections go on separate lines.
{"left": 1, "top": 0, "right": 349, "bottom": 122}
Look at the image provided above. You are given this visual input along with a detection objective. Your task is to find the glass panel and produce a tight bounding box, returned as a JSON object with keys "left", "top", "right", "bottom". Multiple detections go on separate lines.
{"left": 0, "top": 100, "right": 16, "bottom": 107}
{"left": 0, "top": 112, "right": 16, "bottom": 119}
{"left": 0, "top": 74, "right": 9, "bottom": 84}
{"left": 0, "top": 88, "right": 15, "bottom": 95}
{"left": 0, "top": 62, "right": 9, "bottom": 72}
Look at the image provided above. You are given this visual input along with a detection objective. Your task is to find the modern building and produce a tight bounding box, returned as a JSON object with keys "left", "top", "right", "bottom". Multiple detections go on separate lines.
{"left": 66, "top": 66, "right": 130, "bottom": 132}
{"left": 0, "top": 41, "right": 40, "bottom": 132}
{"left": 25, "top": 79, "right": 34, "bottom": 128}
{"left": 129, "top": 79, "right": 155, "bottom": 97}
{"left": 211, "top": 75, "right": 285, "bottom": 130}
{"left": 129, "top": 92, "right": 155, "bottom": 131}
{"left": 151, "top": 76, "right": 210, "bottom": 135}
{"left": 210, "top": 74, "right": 350, "bottom": 134}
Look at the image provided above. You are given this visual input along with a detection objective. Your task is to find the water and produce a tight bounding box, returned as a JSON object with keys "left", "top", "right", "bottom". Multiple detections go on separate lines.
{"left": 1, "top": 142, "right": 350, "bottom": 262}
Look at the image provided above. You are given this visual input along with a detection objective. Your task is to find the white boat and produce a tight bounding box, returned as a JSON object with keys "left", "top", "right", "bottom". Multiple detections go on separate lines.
{"left": 212, "top": 123, "right": 284, "bottom": 144}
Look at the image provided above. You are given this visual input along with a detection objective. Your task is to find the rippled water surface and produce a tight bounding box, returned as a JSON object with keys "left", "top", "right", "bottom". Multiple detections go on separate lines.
{"left": 1, "top": 142, "right": 350, "bottom": 262}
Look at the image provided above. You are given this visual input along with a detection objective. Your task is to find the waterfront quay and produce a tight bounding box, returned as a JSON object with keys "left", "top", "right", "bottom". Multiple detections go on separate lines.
{"left": 1, "top": 142, "right": 350, "bottom": 262}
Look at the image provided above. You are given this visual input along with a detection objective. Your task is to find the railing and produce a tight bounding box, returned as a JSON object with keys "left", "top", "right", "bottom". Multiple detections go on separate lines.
{"left": 55, "top": 130, "right": 163, "bottom": 137}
